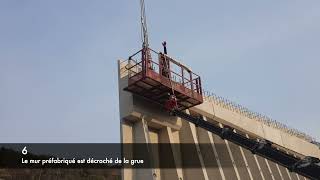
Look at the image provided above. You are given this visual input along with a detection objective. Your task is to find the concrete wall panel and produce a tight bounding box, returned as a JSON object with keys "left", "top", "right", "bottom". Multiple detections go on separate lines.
{"left": 121, "top": 121, "right": 133, "bottom": 180}
{"left": 256, "top": 156, "right": 273, "bottom": 179}
{"left": 228, "top": 142, "right": 251, "bottom": 180}
{"left": 289, "top": 172, "right": 299, "bottom": 180}
{"left": 191, "top": 100, "right": 320, "bottom": 158}
{"left": 118, "top": 61, "right": 317, "bottom": 180}
{"left": 211, "top": 133, "right": 238, "bottom": 180}
{"left": 297, "top": 174, "right": 306, "bottom": 180}
{"left": 179, "top": 120, "right": 208, "bottom": 180}
{"left": 197, "top": 127, "right": 223, "bottom": 180}
{"left": 262, "top": 124, "right": 284, "bottom": 147}
{"left": 268, "top": 160, "right": 282, "bottom": 180}
{"left": 278, "top": 165, "right": 291, "bottom": 180}
{"left": 280, "top": 131, "right": 320, "bottom": 158}
{"left": 242, "top": 148, "right": 264, "bottom": 180}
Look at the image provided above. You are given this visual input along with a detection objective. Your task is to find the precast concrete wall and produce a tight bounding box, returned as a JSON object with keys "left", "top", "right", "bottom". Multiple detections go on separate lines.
{"left": 118, "top": 60, "right": 317, "bottom": 180}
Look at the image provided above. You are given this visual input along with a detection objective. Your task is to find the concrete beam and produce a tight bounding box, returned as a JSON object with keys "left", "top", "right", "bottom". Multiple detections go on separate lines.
{"left": 192, "top": 101, "right": 320, "bottom": 158}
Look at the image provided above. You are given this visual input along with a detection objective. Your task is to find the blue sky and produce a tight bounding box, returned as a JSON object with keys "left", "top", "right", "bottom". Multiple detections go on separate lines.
{"left": 0, "top": 0, "right": 319, "bottom": 143}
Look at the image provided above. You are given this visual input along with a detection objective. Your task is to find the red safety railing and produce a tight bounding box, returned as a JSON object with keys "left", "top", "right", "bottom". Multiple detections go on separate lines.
{"left": 125, "top": 47, "right": 202, "bottom": 98}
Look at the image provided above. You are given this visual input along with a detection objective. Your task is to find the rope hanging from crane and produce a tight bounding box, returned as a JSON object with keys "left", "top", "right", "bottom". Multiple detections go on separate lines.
{"left": 140, "top": 0, "right": 149, "bottom": 49}
{"left": 139, "top": 0, "right": 177, "bottom": 111}
{"left": 161, "top": 42, "right": 178, "bottom": 111}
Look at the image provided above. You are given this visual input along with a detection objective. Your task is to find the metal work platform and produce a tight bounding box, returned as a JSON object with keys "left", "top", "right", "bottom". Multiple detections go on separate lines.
{"left": 123, "top": 48, "right": 203, "bottom": 110}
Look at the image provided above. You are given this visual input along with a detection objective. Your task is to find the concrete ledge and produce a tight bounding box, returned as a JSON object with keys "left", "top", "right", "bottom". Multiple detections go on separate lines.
{"left": 191, "top": 101, "right": 320, "bottom": 158}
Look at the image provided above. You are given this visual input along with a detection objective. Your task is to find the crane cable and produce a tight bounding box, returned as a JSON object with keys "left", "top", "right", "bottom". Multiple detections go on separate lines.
{"left": 140, "top": 0, "right": 149, "bottom": 48}
{"left": 161, "top": 43, "right": 178, "bottom": 110}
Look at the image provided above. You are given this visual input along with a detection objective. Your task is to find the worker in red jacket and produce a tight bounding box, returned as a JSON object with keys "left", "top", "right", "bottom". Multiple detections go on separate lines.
{"left": 165, "top": 94, "right": 178, "bottom": 112}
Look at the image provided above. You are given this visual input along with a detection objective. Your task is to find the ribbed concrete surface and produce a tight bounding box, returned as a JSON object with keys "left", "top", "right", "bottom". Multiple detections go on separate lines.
{"left": 242, "top": 147, "right": 264, "bottom": 179}
{"left": 118, "top": 60, "right": 316, "bottom": 180}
